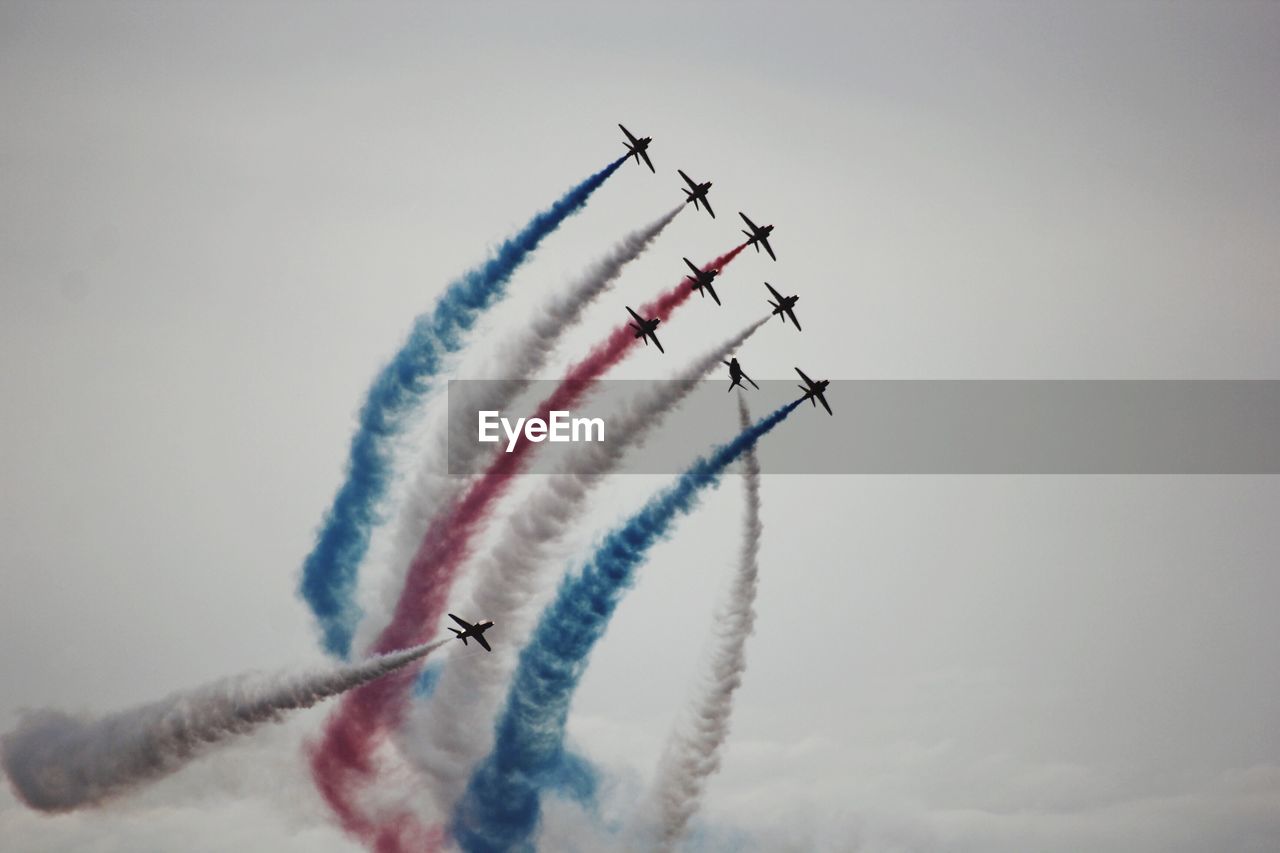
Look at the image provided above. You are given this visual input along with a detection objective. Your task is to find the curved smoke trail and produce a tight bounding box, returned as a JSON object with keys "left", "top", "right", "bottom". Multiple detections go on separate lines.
{"left": 647, "top": 395, "right": 762, "bottom": 850}
{"left": 1, "top": 638, "right": 449, "bottom": 814}
{"left": 407, "top": 319, "right": 770, "bottom": 812}
{"left": 300, "top": 156, "right": 626, "bottom": 659}
{"left": 308, "top": 244, "right": 750, "bottom": 850}
{"left": 352, "top": 205, "right": 684, "bottom": 658}
{"left": 451, "top": 400, "right": 802, "bottom": 853}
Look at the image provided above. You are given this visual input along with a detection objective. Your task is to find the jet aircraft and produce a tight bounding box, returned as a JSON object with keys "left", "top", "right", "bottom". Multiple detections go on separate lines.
{"left": 678, "top": 169, "right": 714, "bottom": 218}
{"left": 448, "top": 614, "right": 495, "bottom": 651}
{"left": 683, "top": 257, "right": 722, "bottom": 305}
{"left": 765, "top": 282, "right": 801, "bottom": 330}
{"left": 619, "top": 124, "right": 655, "bottom": 172}
{"left": 795, "top": 367, "right": 833, "bottom": 415}
{"left": 723, "top": 357, "right": 759, "bottom": 391}
{"left": 626, "top": 306, "right": 665, "bottom": 353}
{"left": 739, "top": 212, "right": 777, "bottom": 261}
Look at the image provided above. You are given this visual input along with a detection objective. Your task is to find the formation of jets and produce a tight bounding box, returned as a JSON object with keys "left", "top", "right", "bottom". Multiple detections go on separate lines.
{"left": 448, "top": 613, "right": 495, "bottom": 651}
{"left": 424, "top": 129, "right": 829, "bottom": 664}
{"left": 617, "top": 123, "right": 832, "bottom": 416}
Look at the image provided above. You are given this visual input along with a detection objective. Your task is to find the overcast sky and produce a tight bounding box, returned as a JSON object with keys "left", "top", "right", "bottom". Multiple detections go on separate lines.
{"left": 2, "top": 2, "right": 1278, "bottom": 851}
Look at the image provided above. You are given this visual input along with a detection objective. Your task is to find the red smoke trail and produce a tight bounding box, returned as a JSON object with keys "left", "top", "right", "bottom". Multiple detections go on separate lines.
{"left": 309, "top": 243, "right": 747, "bottom": 851}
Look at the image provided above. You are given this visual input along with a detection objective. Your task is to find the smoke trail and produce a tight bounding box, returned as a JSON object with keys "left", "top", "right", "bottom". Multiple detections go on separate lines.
{"left": 647, "top": 395, "right": 762, "bottom": 850}
{"left": 308, "top": 243, "right": 751, "bottom": 849}
{"left": 1, "top": 638, "right": 449, "bottom": 814}
{"left": 407, "top": 319, "right": 770, "bottom": 812}
{"left": 451, "top": 400, "right": 802, "bottom": 853}
{"left": 353, "top": 205, "right": 685, "bottom": 658}
{"left": 301, "top": 156, "right": 626, "bottom": 659}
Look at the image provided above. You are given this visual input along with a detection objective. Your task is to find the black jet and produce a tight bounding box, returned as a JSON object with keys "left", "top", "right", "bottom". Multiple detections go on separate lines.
{"left": 626, "top": 306, "right": 665, "bottom": 353}
{"left": 448, "top": 613, "right": 495, "bottom": 651}
{"left": 619, "top": 123, "right": 655, "bottom": 173}
{"left": 723, "top": 357, "right": 759, "bottom": 392}
{"left": 683, "top": 257, "right": 722, "bottom": 306}
{"left": 795, "top": 367, "right": 833, "bottom": 415}
{"left": 739, "top": 212, "right": 777, "bottom": 261}
{"left": 678, "top": 169, "right": 715, "bottom": 218}
{"left": 764, "top": 282, "right": 801, "bottom": 331}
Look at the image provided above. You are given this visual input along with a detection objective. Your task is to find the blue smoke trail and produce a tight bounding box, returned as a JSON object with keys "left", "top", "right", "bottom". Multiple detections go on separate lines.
{"left": 451, "top": 400, "right": 802, "bottom": 853}
{"left": 415, "top": 667, "right": 599, "bottom": 806}
{"left": 300, "top": 156, "right": 627, "bottom": 658}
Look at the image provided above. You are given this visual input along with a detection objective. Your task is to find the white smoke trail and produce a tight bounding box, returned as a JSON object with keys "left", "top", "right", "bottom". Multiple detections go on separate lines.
{"left": 404, "top": 318, "right": 770, "bottom": 811}
{"left": 2, "top": 637, "right": 450, "bottom": 813}
{"left": 645, "top": 395, "right": 762, "bottom": 851}
{"left": 352, "top": 207, "right": 684, "bottom": 656}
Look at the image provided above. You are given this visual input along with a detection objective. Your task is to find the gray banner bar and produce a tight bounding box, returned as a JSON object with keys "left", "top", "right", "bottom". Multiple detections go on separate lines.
{"left": 446, "top": 380, "right": 1280, "bottom": 475}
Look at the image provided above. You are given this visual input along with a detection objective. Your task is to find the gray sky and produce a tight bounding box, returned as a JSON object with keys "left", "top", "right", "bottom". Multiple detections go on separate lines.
{"left": 2, "top": 1, "right": 1278, "bottom": 850}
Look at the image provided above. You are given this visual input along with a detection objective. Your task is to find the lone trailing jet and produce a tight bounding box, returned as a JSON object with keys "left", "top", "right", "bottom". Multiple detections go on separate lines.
{"left": 723, "top": 357, "right": 759, "bottom": 391}
{"left": 683, "top": 257, "right": 722, "bottom": 306}
{"left": 795, "top": 367, "right": 833, "bottom": 415}
{"left": 618, "top": 123, "right": 655, "bottom": 173}
{"left": 626, "top": 306, "right": 664, "bottom": 353}
{"left": 678, "top": 169, "right": 714, "bottom": 218}
{"left": 448, "top": 614, "right": 494, "bottom": 651}
{"left": 765, "top": 282, "right": 801, "bottom": 330}
{"left": 739, "top": 212, "right": 777, "bottom": 261}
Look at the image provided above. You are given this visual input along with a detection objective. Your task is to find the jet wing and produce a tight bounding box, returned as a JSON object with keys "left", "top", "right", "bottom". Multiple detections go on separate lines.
{"left": 785, "top": 307, "right": 801, "bottom": 331}
{"left": 650, "top": 330, "right": 665, "bottom": 353}
{"left": 761, "top": 236, "right": 776, "bottom": 261}
{"left": 684, "top": 257, "right": 701, "bottom": 276}
{"left": 618, "top": 123, "right": 639, "bottom": 145}
{"left": 678, "top": 169, "right": 696, "bottom": 190}
{"left": 743, "top": 371, "right": 760, "bottom": 390}
{"left": 795, "top": 367, "right": 815, "bottom": 385}
{"left": 626, "top": 306, "right": 646, "bottom": 324}
{"left": 639, "top": 148, "right": 655, "bottom": 172}
{"left": 765, "top": 282, "right": 785, "bottom": 302}
{"left": 816, "top": 391, "right": 833, "bottom": 416}
{"left": 474, "top": 633, "right": 493, "bottom": 652}
{"left": 449, "top": 613, "right": 475, "bottom": 631}
{"left": 702, "top": 197, "right": 715, "bottom": 218}
{"left": 739, "top": 211, "right": 758, "bottom": 231}
{"left": 706, "top": 282, "right": 721, "bottom": 306}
